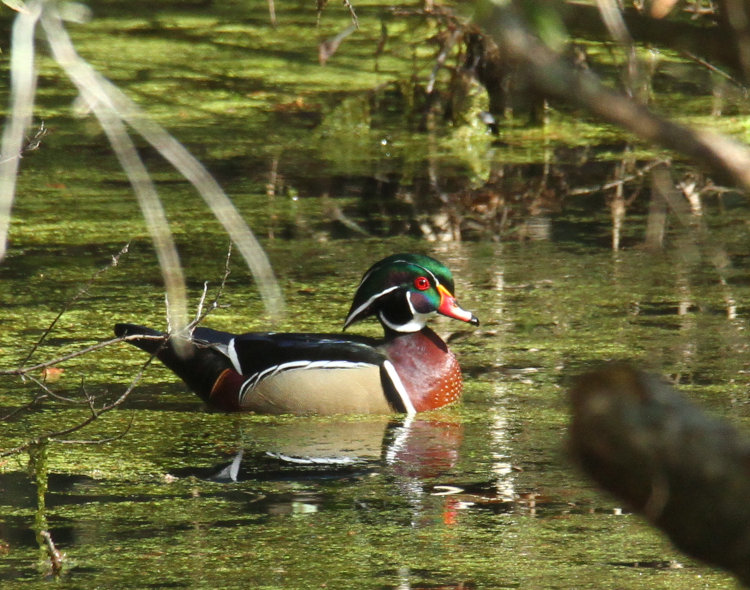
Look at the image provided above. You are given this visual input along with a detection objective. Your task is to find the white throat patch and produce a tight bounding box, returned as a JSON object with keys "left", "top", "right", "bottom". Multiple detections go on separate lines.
{"left": 378, "top": 309, "right": 432, "bottom": 333}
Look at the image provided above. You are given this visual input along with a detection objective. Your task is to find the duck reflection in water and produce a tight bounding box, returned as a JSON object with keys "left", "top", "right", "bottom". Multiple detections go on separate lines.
{"left": 176, "top": 415, "right": 463, "bottom": 517}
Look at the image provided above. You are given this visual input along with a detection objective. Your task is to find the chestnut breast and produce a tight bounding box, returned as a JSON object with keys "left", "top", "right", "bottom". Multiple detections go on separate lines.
{"left": 383, "top": 328, "right": 463, "bottom": 412}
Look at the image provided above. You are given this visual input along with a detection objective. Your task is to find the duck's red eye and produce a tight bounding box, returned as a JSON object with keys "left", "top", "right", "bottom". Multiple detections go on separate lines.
{"left": 414, "top": 276, "right": 430, "bottom": 291}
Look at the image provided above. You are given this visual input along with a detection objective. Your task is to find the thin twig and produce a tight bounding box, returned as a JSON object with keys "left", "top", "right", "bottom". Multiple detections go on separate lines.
{"left": 0, "top": 337, "right": 129, "bottom": 376}
{"left": 0, "top": 245, "right": 230, "bottom": 448}
{"left": 0, "top": 349, "right": 158, "bottom": 457}
{"left": 51, "top": 411, "right": 136, "bottom": 445}
{"left": 23, "top": 373, "right": 80, "bottom": 403}
{"left": 683, "top": 51, "right": 749, "bottom": 94}
{"left": 0, "top": 121, "right": 48, "bottom": 165}
{"left": 568, "top": 158, "right": 668, "bottom": 196}
{"left": 343, "top": 0, "right": 359, "bottom": 29}
{"left": 194, "top": 281, "right": 210, "bottom": 323}
{"left": 187, "top": 242, "right": 232, "bottom": 332}
{"left": 426, "top": 27, "right": 463, "bottom": 94}
{"left": 0, "top": 392, "right": 47, "bottom": 422}
{"left": 20, "top": 242, "right": 129, "bottom": 368}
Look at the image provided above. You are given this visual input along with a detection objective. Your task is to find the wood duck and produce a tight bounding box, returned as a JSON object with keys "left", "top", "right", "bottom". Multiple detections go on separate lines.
{"left": 114, "top": 253, "right": 479, "bottom": 415}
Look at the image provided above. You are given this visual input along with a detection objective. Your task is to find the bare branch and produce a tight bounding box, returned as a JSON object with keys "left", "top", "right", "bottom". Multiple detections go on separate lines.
{"left": 0, "top": 391, "right": 46, "bottom": 421}
{"left": 343, "top": 0, "right": 359, "bottom": 29}
{"left": 187, "top": 242, "right": 233, "bottom": 332}
{"left": 0, "top": 337, "right": 126, "bottom": 376}
{"left": 567, "top": 158, "right": 669, "bottom": 196}
{"left": 0, "top": 244, "right": 230, "bottom": 449}
{"left": 20, "top": 242, "right": 129, "bottom": 368}
{"left": 0, "top": 349, "right": 158, "bottom": 457}
{"left": 39, "top": 530, "right": 64, "bottom": 576}
{"left": 51, "top": 411, "right": 136, "bottom": 446}
{"left": 23, "top": 373, "right": 80, "bottom": 404}
{"left": 478, "top": 1, "right": 750, "bottom": 191}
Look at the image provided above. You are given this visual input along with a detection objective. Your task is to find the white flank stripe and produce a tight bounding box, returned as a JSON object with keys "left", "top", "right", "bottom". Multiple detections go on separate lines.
{"left": 383, "top": 360, "right": 416, "bottom": 415}
{"left": 227, "top": 338, "right": 242, "bottom": 373}
{"left": 238, "top": 359, "right": 374, "bottom": 402}
{"left": 265, "top": 452, "right": 361, "bottom": 465}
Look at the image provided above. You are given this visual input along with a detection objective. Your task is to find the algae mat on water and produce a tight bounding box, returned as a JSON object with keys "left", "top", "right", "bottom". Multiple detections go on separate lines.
{"left": 1, "top": 1, "right": 749, "bottom": 588}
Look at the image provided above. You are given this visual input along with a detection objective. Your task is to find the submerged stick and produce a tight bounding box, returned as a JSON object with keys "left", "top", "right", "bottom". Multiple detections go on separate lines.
{"left": 39, "top": 531, "right": 64, "bottom": 576}
{"left": 569, "top": 364, "right": 750, "bottom": 585}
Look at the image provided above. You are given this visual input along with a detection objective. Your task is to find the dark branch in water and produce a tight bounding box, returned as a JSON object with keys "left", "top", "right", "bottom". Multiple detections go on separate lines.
{"left": 569, "top": 364, "right": 750, "bottom": 586}
{"left": 39, "top": 530, "right": 64, "bottom": 576}
{"left": 567, "top": 159, "right": 669, "bottom": 197}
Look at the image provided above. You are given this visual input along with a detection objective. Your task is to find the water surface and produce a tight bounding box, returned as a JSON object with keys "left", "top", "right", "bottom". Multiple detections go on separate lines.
{"left": 1, "top": 2, "right": 748, "bottom": 588}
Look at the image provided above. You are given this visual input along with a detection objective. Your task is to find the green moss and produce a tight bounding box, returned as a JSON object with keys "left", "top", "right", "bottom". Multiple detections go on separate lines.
{"left": 0, "top": 1, "right": 748, "bottom": 587}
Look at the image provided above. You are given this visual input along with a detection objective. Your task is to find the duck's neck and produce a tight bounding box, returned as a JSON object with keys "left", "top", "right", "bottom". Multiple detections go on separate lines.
{"left": 382, "top": 328, "right": 463, "bottom": 412}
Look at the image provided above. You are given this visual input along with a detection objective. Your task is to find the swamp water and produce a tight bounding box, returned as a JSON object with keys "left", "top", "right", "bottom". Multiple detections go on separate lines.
{"left": 0, "top": 1, "right": 749, "bottom": 588}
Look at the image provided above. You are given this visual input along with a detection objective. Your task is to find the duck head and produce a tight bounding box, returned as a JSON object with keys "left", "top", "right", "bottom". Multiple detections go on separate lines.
{"left": 344, "top": 253, "right": 479, "bottom": 333}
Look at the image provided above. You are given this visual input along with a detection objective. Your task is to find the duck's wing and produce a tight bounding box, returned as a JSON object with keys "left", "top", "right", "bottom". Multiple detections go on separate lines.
{"left": 206, "top": 332, "right": 409, "bottom": 415}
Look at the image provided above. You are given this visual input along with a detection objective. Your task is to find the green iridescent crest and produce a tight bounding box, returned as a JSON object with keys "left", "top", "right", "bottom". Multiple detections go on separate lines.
{"left": 344, "top": 253, "right": 457, "bottom": 329}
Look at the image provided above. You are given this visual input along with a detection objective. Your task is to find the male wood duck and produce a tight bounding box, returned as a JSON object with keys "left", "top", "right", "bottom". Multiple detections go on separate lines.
{"left": 114, "top": 253, "right": 479, "bottom": 415}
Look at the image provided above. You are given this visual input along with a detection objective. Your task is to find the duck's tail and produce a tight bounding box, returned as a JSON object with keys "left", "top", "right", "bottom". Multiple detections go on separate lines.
{"left": 114, "top": 323, "right": 235, "bottom": 407}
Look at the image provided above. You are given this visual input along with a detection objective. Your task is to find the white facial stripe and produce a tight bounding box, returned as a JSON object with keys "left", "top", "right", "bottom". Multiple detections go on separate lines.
{"left": 413, "top": 264, "right": 440, "bottom": 287}
{"left": 374, "top": 290, "right": 435, "bottom": 332}
{"left": 348, "top": 259, "right": 454, "bottom": 330}
{"left": 344, "top": 284, "right": 400, "bottom": 327}
{"left": 356, "top": 258, "right": 414, "bottom": 289}
{"left": 382, "top": 360, "right": 416, "bottom": 415}
{"left": 406, "top": 290, "right": 416, "bottom": 315}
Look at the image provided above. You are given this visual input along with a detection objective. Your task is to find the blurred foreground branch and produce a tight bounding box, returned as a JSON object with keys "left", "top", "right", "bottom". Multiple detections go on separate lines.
{"left": 569, "top": 364, "right": 750, "bottom": 586}
{"left": 476, "top": 1, "right": 750, "bottom": 192}
{"left": 0, "top": 0, "right": 284, "bottom": 340}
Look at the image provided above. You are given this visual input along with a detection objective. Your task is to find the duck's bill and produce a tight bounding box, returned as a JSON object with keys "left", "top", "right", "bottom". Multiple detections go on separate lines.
{"left": 436, "top": 285, "right": 480, "bottom": 326}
